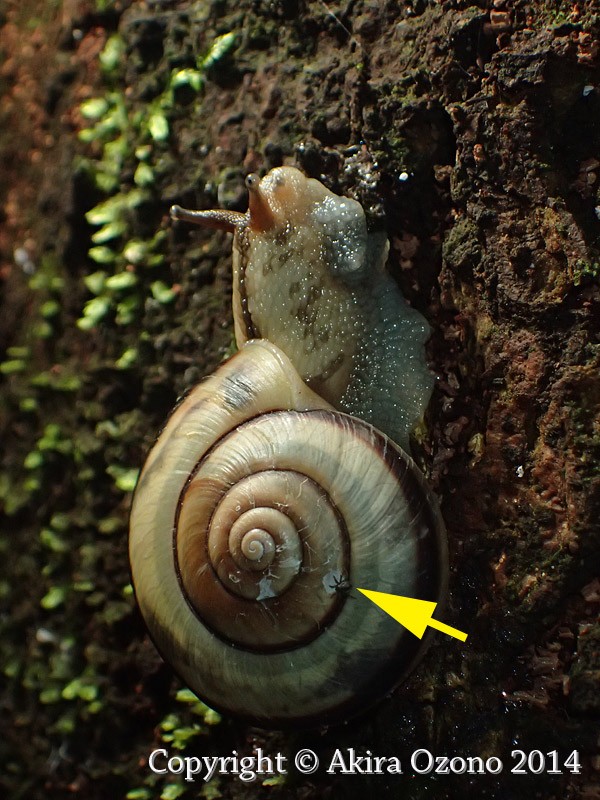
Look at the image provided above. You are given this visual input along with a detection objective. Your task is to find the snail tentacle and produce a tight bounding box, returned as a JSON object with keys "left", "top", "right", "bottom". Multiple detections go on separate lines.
{"left": 170, "top": 205, "right": 246, "bottom": 232}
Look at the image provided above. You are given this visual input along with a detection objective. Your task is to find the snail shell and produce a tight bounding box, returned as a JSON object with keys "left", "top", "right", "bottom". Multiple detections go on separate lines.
{"left": 130, "top": 167, "right": 448, "bottom": 728}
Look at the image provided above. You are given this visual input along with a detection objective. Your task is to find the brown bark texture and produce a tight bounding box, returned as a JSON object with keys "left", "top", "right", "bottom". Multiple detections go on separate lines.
{"left": 0, "top": 1, "right": 599, "bottom": 799}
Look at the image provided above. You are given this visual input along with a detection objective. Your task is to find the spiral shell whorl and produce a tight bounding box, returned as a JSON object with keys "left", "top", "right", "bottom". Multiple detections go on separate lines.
{"left": 176, "top": 460, "right": 349, "bottom": 650}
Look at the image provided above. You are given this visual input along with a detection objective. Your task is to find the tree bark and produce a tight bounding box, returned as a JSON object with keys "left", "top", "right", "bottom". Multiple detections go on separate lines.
{"left": 1, "top": 1, "right": 599, "bottom": 799}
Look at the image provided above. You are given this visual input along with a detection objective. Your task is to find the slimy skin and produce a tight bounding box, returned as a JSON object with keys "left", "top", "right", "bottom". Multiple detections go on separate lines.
{"left": 172, "top": 166, "right": 433, "bottom": 449}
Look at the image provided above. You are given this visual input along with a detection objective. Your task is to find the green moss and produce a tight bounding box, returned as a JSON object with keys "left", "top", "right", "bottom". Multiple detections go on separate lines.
{"left": 161, "top": 785, "right": 186, "bottom": 800}
{"left": 106, "top": 465, "right": 139, "bottom": 493}
{"left": 126, "top": 790, "right": 152, "bottom": 800}
{"left": 442, "top": 217, "right": 482, "bottom": 273}
{"left": 40, "top": 586, "right": 67, "bottom": 609}
{"left": 0, "top": 359, "right": 27, "bottom": 374}
{"left": 573, "top": 259, "right": 600, "bottom": 286}
{"left": 200, "top": 31, "right": 237, "bottom": 68}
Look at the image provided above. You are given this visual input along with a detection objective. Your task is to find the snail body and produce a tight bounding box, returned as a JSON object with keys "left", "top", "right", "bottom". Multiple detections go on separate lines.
{"left": 171, "top": 167, "right": 433, "bottom": 450}
{"left": 130, "top": 167, "right": 447, "bottom": 728}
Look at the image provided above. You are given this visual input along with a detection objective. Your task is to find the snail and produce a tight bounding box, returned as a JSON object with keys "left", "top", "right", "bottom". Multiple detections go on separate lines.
{"left": 129, "top": 166, "right": 448, "bottom": 729}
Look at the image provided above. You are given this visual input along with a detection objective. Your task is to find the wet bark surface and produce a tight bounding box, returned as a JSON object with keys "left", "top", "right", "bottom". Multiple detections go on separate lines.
{"left": 1, "top": 1, "right": 599, "bottom": 799}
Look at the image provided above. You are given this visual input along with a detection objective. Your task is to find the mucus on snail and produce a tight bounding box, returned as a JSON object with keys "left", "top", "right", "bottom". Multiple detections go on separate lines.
{"left": 129, "top": 166, "right": 448, "bottom": 729}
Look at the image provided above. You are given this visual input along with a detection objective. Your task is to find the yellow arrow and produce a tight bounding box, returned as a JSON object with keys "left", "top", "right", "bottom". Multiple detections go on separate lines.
{"left": 357, "top": 589, "right": 468, "bottom": 642}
